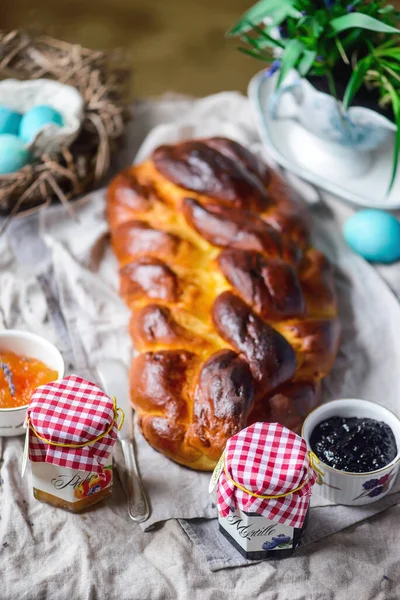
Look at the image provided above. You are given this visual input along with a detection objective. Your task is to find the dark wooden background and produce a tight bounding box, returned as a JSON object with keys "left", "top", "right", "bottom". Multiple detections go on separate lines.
{"left": 2, "top": 1, "right": 400, "bottom": 97}
{"left": 1, "top": 0, "right": 258, "bottom": 97}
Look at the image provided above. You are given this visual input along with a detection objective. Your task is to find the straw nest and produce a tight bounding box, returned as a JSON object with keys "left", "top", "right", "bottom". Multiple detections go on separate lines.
{"left": 0, "top": 30, "right": 130, "bottom": 221}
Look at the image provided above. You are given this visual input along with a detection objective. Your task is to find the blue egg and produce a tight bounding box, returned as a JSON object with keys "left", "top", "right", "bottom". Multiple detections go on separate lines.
{"left": 343, "top": 209, "right": 400, "bottom": 263}
{"left": 0, "top": 135, "right": 31, "bottom": 174}
{"left": 0, "top": 106, "right": 22, "bottom": 135}
{"left": 19, "top": 105, "right": 64, "bottom": 143}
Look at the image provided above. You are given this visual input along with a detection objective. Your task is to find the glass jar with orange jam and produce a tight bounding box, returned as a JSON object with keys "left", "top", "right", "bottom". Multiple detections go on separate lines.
{"left": 0, "top": 351, "right": 58, "bottom": 409}
{"left": 25, "top": 374, "right": 123, "bottom": 513}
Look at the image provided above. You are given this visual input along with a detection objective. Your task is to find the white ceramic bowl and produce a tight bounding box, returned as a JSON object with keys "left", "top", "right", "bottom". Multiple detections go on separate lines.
{"left": 0, "top": 330, "right": 64, "bottom": 436}
{"left": 302, "top": 399, "right": 400, "bottom": 505}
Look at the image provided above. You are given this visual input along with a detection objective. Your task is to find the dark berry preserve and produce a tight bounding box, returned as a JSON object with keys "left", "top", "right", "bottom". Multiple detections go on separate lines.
{"left": 310, "top": 416, "right": 397, "bottom": 473}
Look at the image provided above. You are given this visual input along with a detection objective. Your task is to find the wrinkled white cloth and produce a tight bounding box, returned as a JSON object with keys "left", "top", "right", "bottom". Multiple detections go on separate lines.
{"left": 0, "top": 93, "right": 400, "bottom": 599}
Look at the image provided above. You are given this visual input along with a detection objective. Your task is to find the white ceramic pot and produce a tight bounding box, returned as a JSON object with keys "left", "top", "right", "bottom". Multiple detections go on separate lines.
{"left": 302, "top": 399, "right": 400, "bottom": 506}
{"left": 268, "top": 70, "right": 396, "bottom": 179}
{"left": 0, "top": 330, "right": 65, "bottom": 437}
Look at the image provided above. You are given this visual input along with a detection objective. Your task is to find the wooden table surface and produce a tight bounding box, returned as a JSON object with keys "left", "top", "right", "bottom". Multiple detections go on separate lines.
{"left": 1, "top": 0, "right": 259, "bottom": 97}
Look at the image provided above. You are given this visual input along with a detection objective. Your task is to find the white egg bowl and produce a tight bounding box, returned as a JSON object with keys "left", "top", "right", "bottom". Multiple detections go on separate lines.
{"left": 0, "top": 330, "right": 64, "bottom": 437}
{"left": 0, "top": 78, "right": 84, "bottom": 156}
{"left": 302, "top": 399, "right": 400, "bottom": 506}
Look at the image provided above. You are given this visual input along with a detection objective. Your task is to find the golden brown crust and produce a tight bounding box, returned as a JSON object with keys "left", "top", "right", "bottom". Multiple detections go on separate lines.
{"left": 217, "top": 250, "right": 305, "bottom": 321}
{"left": 212, "top": 291, "right": 297, "bottom": 395}
{"left": 130, "top": 305, "right": 189, "bottom": 349}
{"left": 299, "top": 247, "right": 337, "bottom": 317}
{"left": 153, "top": 140, "right": 270, "bottom": 212}
{"left": 182, "top": 198, "right": 301, "bottom": 264}
{"left": 107, "top": 137, "right": 340, "bottom": 470}
{"left": 188, "top": 349, "right": 255, "bottom": 464}
{"left": 106, "top": 170, "right": 152, "bottom": 230}
{"left": 111, "top": 220, "right": 181, "bottom": 266}
{"left": 248, "top": 380, "right": 321, "bottom": 434}
{"left": 120, "top": 258, "right": 179, "bottom": 304}
{"left": 129, "top": 349, "right": 198, "bottom": 421}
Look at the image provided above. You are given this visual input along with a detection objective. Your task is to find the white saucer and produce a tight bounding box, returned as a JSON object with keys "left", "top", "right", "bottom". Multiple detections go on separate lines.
{"left": 248, "top": 70, "right": 400, "bottom": 211}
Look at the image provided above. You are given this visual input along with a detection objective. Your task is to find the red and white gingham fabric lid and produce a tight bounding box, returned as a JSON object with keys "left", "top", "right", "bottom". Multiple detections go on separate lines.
{"left": 27, "top": 375, "right": 119, "bottom": 473}
{"left": 217, "top": 422, "right": 317, "bottom": 528}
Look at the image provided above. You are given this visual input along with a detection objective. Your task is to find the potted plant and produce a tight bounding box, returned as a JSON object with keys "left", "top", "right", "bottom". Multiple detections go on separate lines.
{"left": 228, "top": 0, "right": 400, "bottom": 190}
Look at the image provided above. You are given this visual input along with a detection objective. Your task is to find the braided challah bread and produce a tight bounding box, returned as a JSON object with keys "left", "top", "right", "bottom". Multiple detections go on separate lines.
{"left": 107, "top": 137, "right": 340, "bottom": 471}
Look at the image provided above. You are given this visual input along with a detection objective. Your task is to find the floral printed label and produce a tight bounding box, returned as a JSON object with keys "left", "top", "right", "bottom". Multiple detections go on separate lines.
{"left": 218, "top": 508, "right": 294, "bottom": 552}
{"left": 353, "top": 469, "right": 395, "bottom": 501}
{"left": 31, "top": 461, "right": 112, "bottom": 503}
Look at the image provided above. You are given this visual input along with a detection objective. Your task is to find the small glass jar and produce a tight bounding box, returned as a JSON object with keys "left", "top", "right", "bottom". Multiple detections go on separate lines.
{"left": 218, "top": 508, "right": 310, "bottom": 561}
{"left": 25, "top": 374, "right": 122, "bottom": 513}
{"left": 214, "top": 422, "right": 317, "bottom": 560}
{"left": 32, "top": 463, "right": 114, "bottom": 513}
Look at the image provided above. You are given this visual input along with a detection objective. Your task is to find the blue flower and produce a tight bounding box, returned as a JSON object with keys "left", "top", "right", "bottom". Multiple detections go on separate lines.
{"left": 264, "top": 60, "right": 281, "bottom": 78}
{"left": 272, "top": 535, "right": 291, "bottom": 544}
{"left": 87, "top": 484, "right": 101, "bottom": 496}
{"left": 262, "top": 534, "right": 292, "bottom": 550}
{"left": 363, "top": 479, "right": 380, "bottom": 490}
{"left": 347, "top": 4, "right": 355, "bottom": 12}
{"left": 368, "top": 485, "right": 384, "bottom": 498}
{"left": 262, "top": 539, "right": 279, "bottom": 550}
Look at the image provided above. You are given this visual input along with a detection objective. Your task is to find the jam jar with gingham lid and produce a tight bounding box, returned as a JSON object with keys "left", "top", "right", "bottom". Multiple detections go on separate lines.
{"left": 212, "top": 422, "right": 318, "bottom": 560}
{"left": 24, "top": 375, "right": 123, "bottom": 513}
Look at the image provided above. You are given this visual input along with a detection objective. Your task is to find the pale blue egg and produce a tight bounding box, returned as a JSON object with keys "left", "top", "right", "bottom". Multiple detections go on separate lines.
{"left": 0, "top": 134, "right": 31, "bottom": 174}
{"left": 0, "top": 106, "right": 22, "bottom": 135}
{"left": 19, "top": 105, "right": 64, "bottom": 143}
{"left": 343, "top": 209, "right": 400, "bottom": 263}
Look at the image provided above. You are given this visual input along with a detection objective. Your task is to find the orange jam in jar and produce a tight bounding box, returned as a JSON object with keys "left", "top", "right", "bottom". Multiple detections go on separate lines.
{"left": 0, "top": 351, "right": 58, "bottom": 409}
{"left": 32, "top": 465, "right": 114, "bottom": 513}
{"left": 26, "top": 375, "right": 122, "bottom": 513}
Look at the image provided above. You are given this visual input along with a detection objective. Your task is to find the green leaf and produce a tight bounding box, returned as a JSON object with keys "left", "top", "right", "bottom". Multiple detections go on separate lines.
{"left": 376, "top": 47, "right": 400, "bottom": 57}
{"left": 330, "top": 13, "right": 400, "bottom": 35}
{"left": 240, "top": 35, "right": 271, "bottom": 50}
{"left": 376, "top": 37, "right": 400, "bottom": 51}
{"left": 251, "top": 22, "right": 285, "bottom": 48}
{"left": 228, "top": 0, "right": 297, "bottom": 36}
{"left": 296, "top": 35, "right": 314, "bottom": 45}
{"left": 378, "top": 5, "right": 395, "bottom": 14}
{"left": 298, "top": 50, "right": 317, "bottom": 76}
{"left": 311, "top": 18, "right": 324, "bottom": 38}
{"left": 381, "top": 58, "right": 400, "bottom": 72}
{"left": 241, "top": 33, "right": 274, "bottom": 51}
{"left": 277, "top": 39, "right": 304, "bottom": 87}
{"left": 341, "top": 28, "right": 366, "bottom": 49}
{"left": 382, "top": 62, "right": 400, "bottom": 84}
{"left": 335, "top": 36, "right": 350, "bottom": 64}
{"left": 265, "top": 6, "right": 292, "bottom": 30}
{"left": 383, "top": 79, "right": 400, "bottom": 192}
{"left": 285, "top": 5, "right": 303, "bottom": 19}
{"left": 237, "top": 47, "right": 270, "bottom": 62}
{"left": 343, "top": 58, "right": 372, "bottom": 109}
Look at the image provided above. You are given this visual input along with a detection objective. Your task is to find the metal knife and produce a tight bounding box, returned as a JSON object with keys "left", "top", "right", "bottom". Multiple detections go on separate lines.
{"left": 96, "top": 358, "right": 150, "bottom": 523}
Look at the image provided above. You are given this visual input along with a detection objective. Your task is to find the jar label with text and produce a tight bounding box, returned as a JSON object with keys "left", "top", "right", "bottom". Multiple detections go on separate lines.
{"left": 218, "top": 508, "right": 294, "bottom": 553}
{"left": 31, "top": 461, "right": 113, "bottom": 503}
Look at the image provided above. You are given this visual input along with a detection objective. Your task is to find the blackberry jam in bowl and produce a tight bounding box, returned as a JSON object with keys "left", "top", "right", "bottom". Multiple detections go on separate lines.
{"left": 302, "top": 399, "right": 400, "bottom": 505}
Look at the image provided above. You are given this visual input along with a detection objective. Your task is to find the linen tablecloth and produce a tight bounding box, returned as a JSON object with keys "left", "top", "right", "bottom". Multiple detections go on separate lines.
{"left": 1, "top": 94, "right": 400, "bottom": 599}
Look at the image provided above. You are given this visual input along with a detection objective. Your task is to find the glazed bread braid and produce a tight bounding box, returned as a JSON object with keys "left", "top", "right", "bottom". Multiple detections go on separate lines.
{"left": 107, "top": 137, "right": 340, "bottom": 471}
